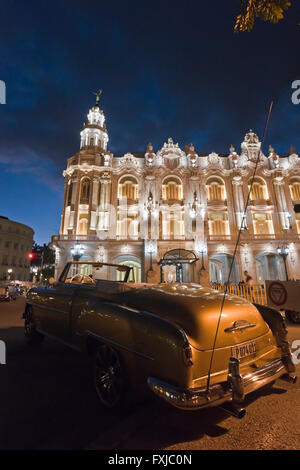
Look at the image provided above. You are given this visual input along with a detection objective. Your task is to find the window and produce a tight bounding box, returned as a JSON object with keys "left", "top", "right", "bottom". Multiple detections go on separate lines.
{"left": 289, "top": 178, "right": 300, "bottom": 201}
{"left": 118, "top": 176, "right": 138, "bottom": 201}
{"left": 208, "top": 212, "right": 230, "bottom": 236}
{"left": 5, "top": 241, "right": 10, "bottom": 248}
{"left": 67, "top": 182, "right": 73, "bottom": 206}
{"left": 117, "top": 212, "right": 139, "bottom": 238}
{"left": 248, "top": 177, "right": 268, "bottom": 200}
{"left": 295, "top": 213, "right": 300, "bottom": 234}
{"left": 80, "top": 178, "right": 91, "bottom": 204}
{"left": 253, "top": 213, "right": 274, "bottom": 234}
{"left": 206, "top": 177, "right": 226, "bottom": 201}
{"left": 78, "top": 216, "right": 88, "bottom": 235}
{"left": 162, "top": 211, "right": 185, "bottom": 239}
{"left": 2, "top": 256, "right": 8, "bottom": 265}
{"left": 162, "top": 177, "right": 183, "bottom": 201}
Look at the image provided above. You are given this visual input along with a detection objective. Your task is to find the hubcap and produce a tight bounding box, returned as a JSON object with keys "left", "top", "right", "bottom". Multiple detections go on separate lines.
{"left": 94, "top": 345, "right": 124, "bottom": 408}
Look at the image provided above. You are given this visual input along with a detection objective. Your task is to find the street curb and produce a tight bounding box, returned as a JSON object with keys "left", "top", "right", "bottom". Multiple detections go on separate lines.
{"left": 85, "top": 401, "right": 155, "bottom": 450}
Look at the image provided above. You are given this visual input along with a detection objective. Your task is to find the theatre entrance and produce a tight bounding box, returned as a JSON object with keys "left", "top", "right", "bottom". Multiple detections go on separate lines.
{"left": 159, "top": 249, "right": 198, "bottom": 283}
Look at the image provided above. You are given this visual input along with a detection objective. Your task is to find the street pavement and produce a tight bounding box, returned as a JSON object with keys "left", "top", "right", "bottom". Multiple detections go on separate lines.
{"left": 0, "top": 297, "right": 133, "bottom": 450}
{"left": 0, "top": 296, "right": 299, "bottom": 450}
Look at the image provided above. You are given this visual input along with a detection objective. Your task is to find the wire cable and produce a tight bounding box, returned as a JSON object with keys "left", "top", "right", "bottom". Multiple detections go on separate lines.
{"left": 205, "top": 101, "right": 274, "bottom": 395}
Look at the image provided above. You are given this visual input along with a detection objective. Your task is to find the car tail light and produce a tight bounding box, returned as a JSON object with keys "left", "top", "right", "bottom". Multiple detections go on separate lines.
{"left": 183, "top": 345, "right": 193, "bottom": 366}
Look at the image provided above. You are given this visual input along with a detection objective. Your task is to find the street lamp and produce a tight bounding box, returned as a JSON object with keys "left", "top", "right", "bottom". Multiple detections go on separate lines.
{"left": 195, "top": 243, "right": 206, "bottom": 271}
{"left": 146, "top": 241, "right": 155, "bottom": 272}
{"left": 277, "top": 245, "right": 289, "bottom": 281}
{"left": 71, "top": 242, "right": 85, "bottom": 261}
{"left": 199, "top": 250, "right": 206, "bottom": 271}
{"left": 7, "top": 269, "right": 12, "bottom": 281}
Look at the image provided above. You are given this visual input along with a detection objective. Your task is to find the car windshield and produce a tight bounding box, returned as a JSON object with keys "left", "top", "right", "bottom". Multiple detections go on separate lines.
{"left": 60, "top": 262, "right": 133, "bottom": 285}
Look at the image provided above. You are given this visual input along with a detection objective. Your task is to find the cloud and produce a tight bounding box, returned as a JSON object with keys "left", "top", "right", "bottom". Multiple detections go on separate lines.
{"left": 0, "top": 147, "right": 63, "bottom": 194}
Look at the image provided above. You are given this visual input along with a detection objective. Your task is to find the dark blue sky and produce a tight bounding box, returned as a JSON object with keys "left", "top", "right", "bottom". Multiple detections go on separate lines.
{"left": 0, "top": 0, "right": 300, "bottom": 244}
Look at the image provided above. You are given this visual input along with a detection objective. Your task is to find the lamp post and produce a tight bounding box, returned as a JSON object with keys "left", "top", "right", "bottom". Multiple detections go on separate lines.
{"left": 71, "top": 242, "right": 85, "bottom": 261}
{"left": 199, "top": 250, "right": 206, "bottom": 272}
{"left": 196, "top": 243, "right": 206, "bottom": 272}
{"left": 277, "top": 245, "right": 289, "bottom": 281}
{"left": 147, "top": 241, "right": 155, "bottom": 272}
{"left": 7, "top": 269, "right": 12, "bottom": 281}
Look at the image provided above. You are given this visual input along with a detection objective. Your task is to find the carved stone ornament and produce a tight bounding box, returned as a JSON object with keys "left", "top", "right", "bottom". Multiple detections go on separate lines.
{"left": 208, "top": 152, "right": 219, "bottom": 165}
{"left": 119, "top": 153, "right": 139, "bottom": 167}
{"left": 241, "top": 129, "right": 261, "bottom": 161}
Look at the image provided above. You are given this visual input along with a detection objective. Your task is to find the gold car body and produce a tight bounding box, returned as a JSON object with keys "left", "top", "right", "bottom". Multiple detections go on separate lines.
{"left": 25, "top": 262, "right": 296, "bottom": 411}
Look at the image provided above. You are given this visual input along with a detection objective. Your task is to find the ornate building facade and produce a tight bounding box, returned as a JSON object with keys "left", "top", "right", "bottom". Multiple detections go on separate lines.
{"left": 51, "top": 97, "right": 300, "bottom": 285}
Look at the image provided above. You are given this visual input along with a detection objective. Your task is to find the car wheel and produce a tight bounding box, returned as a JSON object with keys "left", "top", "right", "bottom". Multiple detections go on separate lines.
{"left": 285, "top": 310, "right": 300, "bottom": 324}
{"left": 24, "top": 308, "right": 44, "bottom": 345}
{"left": 93, "top": 344, "right": 128, "bottom": 409}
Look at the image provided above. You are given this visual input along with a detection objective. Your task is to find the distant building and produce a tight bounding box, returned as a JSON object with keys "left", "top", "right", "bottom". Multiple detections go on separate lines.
{"left": 51, "top": 96, "right": 300, "bottom": 285}
{"left": 0, "top": 216, "right": 34, "bottom": 281}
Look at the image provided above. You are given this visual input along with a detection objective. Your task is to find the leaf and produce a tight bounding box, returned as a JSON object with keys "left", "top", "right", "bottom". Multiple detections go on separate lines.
{"left": 234, "top": 0, "right": 292, "bottom": 32}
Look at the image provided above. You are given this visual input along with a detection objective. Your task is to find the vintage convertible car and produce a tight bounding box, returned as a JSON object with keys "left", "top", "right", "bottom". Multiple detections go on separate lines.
{"left": 23, "top": 261, "right": 296, "bottom": 416}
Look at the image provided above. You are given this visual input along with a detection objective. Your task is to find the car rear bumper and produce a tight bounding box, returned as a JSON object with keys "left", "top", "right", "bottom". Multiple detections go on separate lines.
{"left": 147, "top": 356, "right": 296, "bottom": 410}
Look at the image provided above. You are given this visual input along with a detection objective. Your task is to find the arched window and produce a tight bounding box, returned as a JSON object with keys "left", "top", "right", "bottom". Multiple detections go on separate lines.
{"left": 80, "top": 178, "right": 90, "bottom": 204}
{"left": 118, "top": 176, "right": 138, "bottom": 201}
{"left": 206, "top": 177, "right": 226, "bottom": 201}
{"left": 289, "top": 177, "right": 300, "bottom": 201}
{"left": 78, "top": 217, "right": 88, "bottom": 235}
{"left": 248, "top": 177, "right": 268, "bottom": 200}
{"left": 162, "top": 177, "right": 183, "bottom": 200}
{"left": 67, "top": 182, "right": 73, "bottom": 206}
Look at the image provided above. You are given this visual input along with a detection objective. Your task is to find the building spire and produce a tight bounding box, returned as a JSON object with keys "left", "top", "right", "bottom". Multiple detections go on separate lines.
{"left": 93, "top": 90, "right": 102, "bottom": 106}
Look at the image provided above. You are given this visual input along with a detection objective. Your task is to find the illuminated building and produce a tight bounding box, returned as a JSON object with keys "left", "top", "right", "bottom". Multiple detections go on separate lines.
{"left": 51, "top": 96, "right": 300, "bottom": 285}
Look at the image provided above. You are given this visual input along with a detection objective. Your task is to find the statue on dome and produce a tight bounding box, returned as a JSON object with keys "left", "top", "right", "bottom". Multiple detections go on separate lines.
{"left": 93, "top": 90, "right": 102, "bottom": 105}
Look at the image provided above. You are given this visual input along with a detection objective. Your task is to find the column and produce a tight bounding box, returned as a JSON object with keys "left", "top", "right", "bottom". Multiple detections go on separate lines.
{"left": 90, "top": 178, "right": 99, "bottom": 231}
{"left": 273, "top": 180, "right": 290, "bottom": 230}
{"left": 232, "top": 178, "right": 245, "bottom": 229}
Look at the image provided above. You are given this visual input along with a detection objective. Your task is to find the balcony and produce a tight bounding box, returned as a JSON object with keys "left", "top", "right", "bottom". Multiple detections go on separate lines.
{"left": 52, "top": 234, "right": 101, "bottom": 242}
{"left": 208, "top": 235, "right": 231, "bottom": 241}
{"left": 249, "top": 199, "right": 272, "bottom": 206}
{"left": 207, "top": 199, "right": 227, "bottom": 206}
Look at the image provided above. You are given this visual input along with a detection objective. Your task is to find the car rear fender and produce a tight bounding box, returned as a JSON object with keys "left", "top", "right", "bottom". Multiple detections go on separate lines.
{"left": 253, "top": 303, "right": 288, "bottom": 347}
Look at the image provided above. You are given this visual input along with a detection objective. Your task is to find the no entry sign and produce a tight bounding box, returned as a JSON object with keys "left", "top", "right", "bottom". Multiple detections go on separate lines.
{"left": 268, "top": 281, "right": 288, "bottom": 306}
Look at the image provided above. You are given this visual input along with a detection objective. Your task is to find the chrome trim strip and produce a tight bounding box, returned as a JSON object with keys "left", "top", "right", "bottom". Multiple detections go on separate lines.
{"left": 30, "top": 301, "right": 69, "bottom": 315}
{"left": 86, "top": 330, "right": 155, "bottom": 361}
{"left": 147, "top": 358, "right": 287, "bottom": 410}
{"left": 225, "top": 322, "right": 256, "bottom": 332}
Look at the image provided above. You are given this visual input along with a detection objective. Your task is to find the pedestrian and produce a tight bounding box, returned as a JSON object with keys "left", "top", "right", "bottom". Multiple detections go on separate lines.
{"left": 244, "top": 271, "right": 254, "bottom": 300}
{"left": 244, "top": 270, "right": 253, "bottom": 287}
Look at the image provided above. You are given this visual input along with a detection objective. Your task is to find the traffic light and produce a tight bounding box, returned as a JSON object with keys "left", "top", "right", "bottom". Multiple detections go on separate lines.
{"left": 27, "top": 253, "right": 34, "bottom": 260}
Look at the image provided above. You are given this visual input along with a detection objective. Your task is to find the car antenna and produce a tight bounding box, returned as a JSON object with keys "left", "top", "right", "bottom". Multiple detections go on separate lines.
{"left": 205, "top": 101, "right": 274, "bottom": 396}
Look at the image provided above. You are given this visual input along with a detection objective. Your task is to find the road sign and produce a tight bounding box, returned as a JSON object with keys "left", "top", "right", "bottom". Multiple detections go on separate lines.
{"left": 268, "top": 281, "right": 288, "bottom": 306}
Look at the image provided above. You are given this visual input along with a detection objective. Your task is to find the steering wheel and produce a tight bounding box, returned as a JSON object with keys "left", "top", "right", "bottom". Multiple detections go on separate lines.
{"left": 70, "top": 273, "right": 96, "bottom": 285}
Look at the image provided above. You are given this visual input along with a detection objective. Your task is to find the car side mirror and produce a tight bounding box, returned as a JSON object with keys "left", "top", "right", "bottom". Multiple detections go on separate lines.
{"left": 49, "top": 277, "right": 56, "bottom": 285}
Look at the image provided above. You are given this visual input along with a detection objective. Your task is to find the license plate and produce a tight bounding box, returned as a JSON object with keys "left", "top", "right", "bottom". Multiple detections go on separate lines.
{"left": 231, "top": 341, "right": 257, "bottom": 360}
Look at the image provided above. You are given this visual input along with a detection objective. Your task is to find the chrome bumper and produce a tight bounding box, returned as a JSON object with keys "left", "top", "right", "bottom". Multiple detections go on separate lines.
{"left": 147, "top": 356, "right": 296, "bottom": 411}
